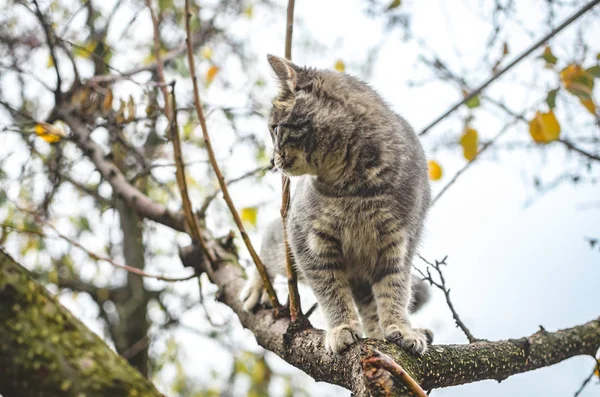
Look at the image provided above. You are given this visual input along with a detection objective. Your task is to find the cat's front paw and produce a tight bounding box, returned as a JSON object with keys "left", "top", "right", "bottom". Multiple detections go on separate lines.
{"left": 239, "top": 278, "right": 270, "bottom": 312}
{"left": 325, "top": 323, "right": 361, "bottom": 355}
{"left": 385, "top": 326, "right": 433, "bottom": 356}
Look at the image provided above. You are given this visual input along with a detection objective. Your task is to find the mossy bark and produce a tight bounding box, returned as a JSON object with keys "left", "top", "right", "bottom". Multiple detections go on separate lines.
{"left": 0, "top": 249, "right": 163, "bottom": 397}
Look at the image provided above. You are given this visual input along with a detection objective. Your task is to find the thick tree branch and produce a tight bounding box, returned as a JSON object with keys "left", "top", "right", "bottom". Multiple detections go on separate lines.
{"left": 181, "top": 245, "right": 600, "bottom": 396}
{"left": 0, "top": 249, "right": 163, "bottom": 397}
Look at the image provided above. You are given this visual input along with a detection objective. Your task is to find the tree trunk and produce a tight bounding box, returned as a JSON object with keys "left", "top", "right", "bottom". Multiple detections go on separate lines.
{"left": 0, "top": 249, "right": 163, "bottom": 397}
{"left": 113, "top": 198, "right": 150, "bottom": 377}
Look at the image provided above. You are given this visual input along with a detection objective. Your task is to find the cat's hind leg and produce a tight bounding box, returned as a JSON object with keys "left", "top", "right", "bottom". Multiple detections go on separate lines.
{"left": 351, "top": 281, "right": 384, "bottom": 339}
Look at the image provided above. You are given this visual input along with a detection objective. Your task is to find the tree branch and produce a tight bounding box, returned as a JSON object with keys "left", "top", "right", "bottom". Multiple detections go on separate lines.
{"left": 30, "top": 0, "right": 63, "bottom": 102}
{"left": 419, "top": 0, "right": 600, "bottom": 136}
{"left": 415, "top": 256, "right": 480, "bottom": 343}
{"left": 58, "top": 110, "right": 186, "bottom": 232}
{"left": 180, "top": 245, "right": 600, "bottom": 395}
{"left": 183, "top": 0, "right": 280, "bottom": 310}
{"left": 0, "top": 249, "right": 163, "bottom": 396}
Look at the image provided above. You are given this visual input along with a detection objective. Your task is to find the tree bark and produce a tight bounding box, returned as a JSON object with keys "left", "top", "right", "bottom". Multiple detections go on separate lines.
{"left": 113, "top": 198, "right": 150, "bottom": 376}
{"left": 181, "top": 246, "right": 600, "bottom": 396}
{"left": 0, "top": 249, "right": 163, "bottom": 397}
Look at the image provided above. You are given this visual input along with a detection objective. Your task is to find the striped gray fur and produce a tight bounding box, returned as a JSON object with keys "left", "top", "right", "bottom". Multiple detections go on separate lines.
{"left": 240, "top": 55, "right": 433, "bottom": 355}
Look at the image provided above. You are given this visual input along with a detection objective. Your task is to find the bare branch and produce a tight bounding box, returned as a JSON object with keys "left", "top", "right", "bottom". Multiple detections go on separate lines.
{"left": 416, "top": 255, "right": 480, "bottom": 343}
{"left": 558, "top": 139, "right": 600, "bottom": 162}
{"left": 183, "top": 0, "right": 280, "bottom": 309}
{"left": 2, "top": 218, "right": 194, "bottom": 283}
{"left": 199, "top": 165, "right": 269, "bottom": 216}
{"left": 574, "top": 360, "right": 600, "bottom": 397}
{"left": 30, "top": 0, "right": 63, "bottom": 101}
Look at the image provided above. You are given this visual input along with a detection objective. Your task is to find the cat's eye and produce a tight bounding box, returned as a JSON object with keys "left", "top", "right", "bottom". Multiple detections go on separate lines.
{"left": 273, "top": 125, "right": 280, "bottom": 135}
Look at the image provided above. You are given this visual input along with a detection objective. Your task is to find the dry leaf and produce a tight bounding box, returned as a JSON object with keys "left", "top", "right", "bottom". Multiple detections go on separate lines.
{"left": 460, "top": 127, "right": 478, "bottom": 161}
{"left": 206, "top": 65, "right": 219, "bottom": 85}
{"left": 428, "top": 160, "right": 442, "bottom": 181}
{"left": 529, "top": 111, "right": 561, "bottom": 143}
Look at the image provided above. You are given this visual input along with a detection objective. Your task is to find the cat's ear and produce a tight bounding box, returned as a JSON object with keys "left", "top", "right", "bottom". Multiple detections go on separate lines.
{"left": 267, "top": 54, "right": 298, "bottom": 94}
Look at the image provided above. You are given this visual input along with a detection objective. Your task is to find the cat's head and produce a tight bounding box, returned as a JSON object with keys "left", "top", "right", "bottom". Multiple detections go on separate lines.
{"left": 266, "top": 55, "right": 386, "bottom": 178}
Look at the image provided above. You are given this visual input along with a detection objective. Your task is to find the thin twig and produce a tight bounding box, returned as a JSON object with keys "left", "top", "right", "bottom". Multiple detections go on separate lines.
{"left": 183, "top": 0, "right": 280, "bottom": 309}
{"left": 419, "top": 0, "right": 600, "bottom": 136}
{"left": 31, "top": 0, "right": 62, "bottom": 101}
{"left": 169, "top": 83, "right": 216, "bottom": 266}
{"left": 144, "top": 0, "right": 171, "bottom": 120}
{"left": 146, "top": 0, "right": 215, "bottom": 265}
{"left": 485, "top": 97, "right": 600, "bottom": 163}
{"left": 558, "top": 139, "right": 600, "bottom": 162}
{"left": 2, "top": 221, "right": 194, "bottom": 282}
{"left": 416, "top": 255, "right": 480, "bottom": 343}
{"left": 364, "top": 349, "right": 428, "bottom": 397}
{"left": 280, "top": 0, "right": 302, "bottom": 322}
{"left": 574, "top": 359, "right": 599, "bottom": 397}
{"left": 431, "top": 118, "right": 521, "bottom": 206}
{"left": 198, "top": 165, "right": 269, "bottom": 216}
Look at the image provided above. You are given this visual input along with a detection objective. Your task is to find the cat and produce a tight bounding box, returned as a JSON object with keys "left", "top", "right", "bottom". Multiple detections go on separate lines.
{"left": 240, "top": 55, "right": 433, "bottom": 355}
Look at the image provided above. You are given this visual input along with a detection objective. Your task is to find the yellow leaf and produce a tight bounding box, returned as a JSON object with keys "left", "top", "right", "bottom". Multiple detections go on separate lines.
{"left": 580, "top": 98, "right": 596, "bottom": 115}
{"left": 244, "top": 5, "right": 253, "bottom": 18}
{"left": 102, "top": 90, "right": 113, "bottom": 115}
{"left": 240, "top": 207, "right": 258, "bottom": 227}
{"left": 427, "top": 160, "right": 442, "bottom": 181}
{"left": 34, "top": 123, "right": 63, "bottom": 143}
{"left": 529, "top": 111, "right": 561, "bottom": 143}
{"left": 560, "top": 64, "right": 594, "bottom": 100}
{"left": 127, "top": 95, "right": 136, "bottom": 122}
{"left": 201, "top": 46, "right": 213, "bottom": 60}
{"left": 47, "top": 55, "right": 54, "bottom": 69}
{"left": 334, "top": 60, "right": 345, "bottom": 73}
{"left": 460, "top": 127, "right": 478, "bottom": 161}
{"left": 48, "top": 270, "right": 58, "bottom": 284}
{"left": 594, "top": 360, "right": 599, "bottom": 378}
{"left": 206, "top": 65, "right": 219, "bottom": 85}
{"left": 73, "top": 40, "right": 98, "bottom": 58}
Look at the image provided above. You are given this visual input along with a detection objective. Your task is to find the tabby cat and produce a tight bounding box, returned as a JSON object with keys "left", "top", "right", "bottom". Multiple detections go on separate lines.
{"left": 240, "top": 55, "right": 433, "bottom": 355}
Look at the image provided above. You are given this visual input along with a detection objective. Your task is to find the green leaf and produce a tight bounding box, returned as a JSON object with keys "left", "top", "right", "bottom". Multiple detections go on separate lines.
{"left": 465, "top": 95, "right": 480, "bottom": 109}
{"left": 387, "top": 0, "right": 401, "bottom": 10}
{"left": 587, "top": 65, "right": 600, "bottom": 79}
{"left": 540, "top": 46, "right": 557, "bottom": 65}
{"left": 546, "top": 88, "right": 559, "bottom": 109}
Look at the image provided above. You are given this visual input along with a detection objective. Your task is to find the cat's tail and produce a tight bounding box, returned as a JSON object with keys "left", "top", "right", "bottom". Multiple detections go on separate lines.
{"left": 410, "top": 275, "right": 430, "bottom": 313}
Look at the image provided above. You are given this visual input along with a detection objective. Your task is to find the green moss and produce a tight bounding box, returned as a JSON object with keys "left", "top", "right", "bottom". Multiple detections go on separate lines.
{"left": 0, "top": 249, "right": 163, "bottom": 397}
